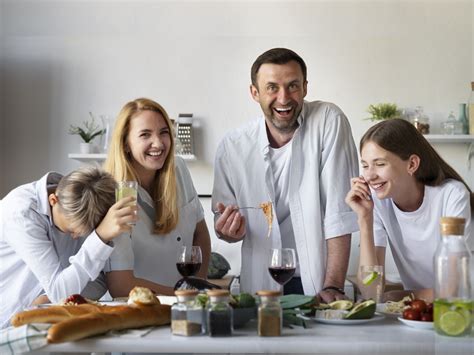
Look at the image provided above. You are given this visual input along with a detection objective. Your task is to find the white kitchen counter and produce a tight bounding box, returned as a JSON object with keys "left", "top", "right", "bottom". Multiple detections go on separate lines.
{"left": 33, "top": 316, "right": 472, "bottom": 354}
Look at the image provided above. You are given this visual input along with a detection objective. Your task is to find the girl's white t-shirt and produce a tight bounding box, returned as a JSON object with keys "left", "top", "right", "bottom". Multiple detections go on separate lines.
{"left": 372, "top": 179, "right": 471, "bottom": 290}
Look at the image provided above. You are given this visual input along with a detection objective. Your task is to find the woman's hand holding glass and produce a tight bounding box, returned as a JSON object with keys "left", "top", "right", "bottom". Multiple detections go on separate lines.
{"left": 96, "top": 196, "right": 138, "bottom": 242}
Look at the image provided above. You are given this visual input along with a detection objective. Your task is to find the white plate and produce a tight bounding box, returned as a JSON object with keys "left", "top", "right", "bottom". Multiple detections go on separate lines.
{"left": 398, "top": 317, "right": 434, "bottom": 330}
{"left": 376, "top": 303, "right": 402, "bottom": 318}
{"left": 312, "top": 313, "right": 385, "bottom": 325}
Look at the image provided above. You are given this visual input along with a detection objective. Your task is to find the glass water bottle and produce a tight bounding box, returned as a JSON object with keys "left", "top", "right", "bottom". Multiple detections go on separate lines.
{"left": 434, "top": 217, "right": 472, "bottom": 337}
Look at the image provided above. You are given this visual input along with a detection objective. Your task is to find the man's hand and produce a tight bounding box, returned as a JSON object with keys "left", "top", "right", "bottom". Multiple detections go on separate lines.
{"left": 317, "top": 289, "right": 348, "bottom": 304}
{"left": 214, "top": 202, "right": 246, "bottom": 242}
{"left": 96, "top": 196, "right": 138, "bottom": 242}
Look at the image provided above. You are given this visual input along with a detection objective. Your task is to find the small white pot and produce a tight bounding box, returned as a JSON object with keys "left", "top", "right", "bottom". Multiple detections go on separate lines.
{"left": 80, "top": 142, "right": 92, "bottom": 154}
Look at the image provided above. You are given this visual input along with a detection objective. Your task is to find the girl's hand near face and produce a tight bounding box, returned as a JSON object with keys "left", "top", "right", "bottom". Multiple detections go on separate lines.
{"left": 96, "top": 196, "right": 138, "bottom": 242}
{"left": 345, "top": 176, "right": 374, "bottom": 219}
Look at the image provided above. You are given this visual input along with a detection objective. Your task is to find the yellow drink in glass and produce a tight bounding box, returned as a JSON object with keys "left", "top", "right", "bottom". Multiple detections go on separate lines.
{"left": 116, "top": 181, "right": 138, "bottom": 225}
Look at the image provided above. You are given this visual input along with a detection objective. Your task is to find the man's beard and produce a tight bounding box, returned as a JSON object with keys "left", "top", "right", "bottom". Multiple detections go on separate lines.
{"left": 266, "top": 112, "right": 300, "bottom": 134}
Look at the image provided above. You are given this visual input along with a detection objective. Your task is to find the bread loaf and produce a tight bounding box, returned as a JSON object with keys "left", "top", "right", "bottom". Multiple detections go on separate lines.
{"left": 47, "top": 304, "right": 171, "bottom": 343}
{"left": 11, "top": 304, "right": 103, "bottom": 326}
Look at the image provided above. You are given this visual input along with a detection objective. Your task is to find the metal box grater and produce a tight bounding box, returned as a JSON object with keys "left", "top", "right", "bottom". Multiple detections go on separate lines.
{"left": 176, "top": 113, "right": 194, "bottom": 156}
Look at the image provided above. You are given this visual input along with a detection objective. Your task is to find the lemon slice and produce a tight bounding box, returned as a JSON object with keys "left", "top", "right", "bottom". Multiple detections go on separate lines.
{"left": 362, "top": 271, "right": 379, "bottom": 285}
{"left": 439, "top": 311, "right": 468, "bottom": 336}
{"left": 329, "top": 300, "right": 354, "bottom": 310}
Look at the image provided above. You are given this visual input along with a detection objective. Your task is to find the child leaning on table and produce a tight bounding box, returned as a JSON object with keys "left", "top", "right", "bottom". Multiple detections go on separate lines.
{"left": 0, "top": 166, "right": 138, "bottom": 329}
{"left": 345, "top": 119, "right": 473, "bottom": 302}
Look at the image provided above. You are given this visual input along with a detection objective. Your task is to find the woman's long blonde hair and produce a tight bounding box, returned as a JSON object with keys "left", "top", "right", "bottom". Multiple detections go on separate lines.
{"left": 104, "top": 98, "right": 178, "bottom": 234}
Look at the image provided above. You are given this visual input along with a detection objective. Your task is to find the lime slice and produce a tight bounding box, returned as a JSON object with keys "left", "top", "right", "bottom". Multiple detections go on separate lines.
{"left": 439, "top": 311, "right": 468, "bottom": 336}
{"left": 329, "top": 300, "right": 354, "bottom": 310}
{"left": 362, "top": 271, "right": 379, "bottom": 285}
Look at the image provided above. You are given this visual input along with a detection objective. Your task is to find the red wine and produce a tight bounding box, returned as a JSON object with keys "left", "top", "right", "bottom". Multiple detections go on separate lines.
{"left": 177, "top": 262, "right": 201, "bottom": 277}
{"left": 268, "top": 267, "right": 295, "bottom": 285}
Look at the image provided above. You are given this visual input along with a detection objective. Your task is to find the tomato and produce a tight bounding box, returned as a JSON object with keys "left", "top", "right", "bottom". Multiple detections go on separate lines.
{"left": 410, "top": 299, "right": 427, "bottom": 313}
{"left": 425, "top": 303, "right": 433, "bottom": 314}
{"left": 403, "top": 308, "right": 421, "bottom": 321}
{"left": 420, "top": 312, "right": 433, "bottom": 322}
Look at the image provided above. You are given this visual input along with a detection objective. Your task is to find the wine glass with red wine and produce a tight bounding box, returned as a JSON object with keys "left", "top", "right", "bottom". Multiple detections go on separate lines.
{"left": 268, "top": 248, "right": 296, "bottom": 285}
{"left": 176, "top": 246, "right": 202, "bottom": 278}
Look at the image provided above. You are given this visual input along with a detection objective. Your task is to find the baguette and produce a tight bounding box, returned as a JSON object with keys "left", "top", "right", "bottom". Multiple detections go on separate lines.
{"left": 11, "top": 304, "right": 104, "bottom": 326}
{"left": 47, "top": 304, "right": 171, "bottom": 343}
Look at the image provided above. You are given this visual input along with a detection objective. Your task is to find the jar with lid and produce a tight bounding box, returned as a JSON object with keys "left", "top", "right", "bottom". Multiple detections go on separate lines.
{"left": 440, "top": 111, "right": 463, "bottom": 135}
{"left": 434, "top": 217, "right": 472, "bottom": 337}
{"left": 410, "top": 106, "right": 430, "bottom": 134}
{"left": 171, "top": 290, "right": 204, "bottom": 336}
{"left": 206, "top": 289, "right": 233, "bottom": 336}
{"left": 257, "top": 290, "right": 282, "bottom": 336}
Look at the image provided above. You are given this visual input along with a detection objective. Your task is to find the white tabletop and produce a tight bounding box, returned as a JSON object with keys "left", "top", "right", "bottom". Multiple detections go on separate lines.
{"left": 33, "top": 315, "right": 473, "bottom": 354}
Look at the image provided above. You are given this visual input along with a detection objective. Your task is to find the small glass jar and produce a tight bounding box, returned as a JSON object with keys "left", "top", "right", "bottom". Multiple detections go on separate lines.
{"left": 411, "top": 106, "right": 430, "bottom": 134}
{"left": 206, "top": 289, "right": 233, "bottom": 336}
{"left": 257, "top": 290, "right": 282, "bottom": 336}
{"left": 171, "top": 290, "right": 204, "bottom": 336}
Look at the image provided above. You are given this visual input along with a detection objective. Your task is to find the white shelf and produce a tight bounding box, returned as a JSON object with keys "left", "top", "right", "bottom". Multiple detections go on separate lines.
{"left": 68, "top": 153, "right": 197, "bottom": 163}
{"left": 424, "top": 134, "right": 474, "bottom": 143}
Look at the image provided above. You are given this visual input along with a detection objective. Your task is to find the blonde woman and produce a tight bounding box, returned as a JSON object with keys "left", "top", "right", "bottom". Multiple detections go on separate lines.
{"left": 104, "top": 98, "right": 211, "bottom": 296}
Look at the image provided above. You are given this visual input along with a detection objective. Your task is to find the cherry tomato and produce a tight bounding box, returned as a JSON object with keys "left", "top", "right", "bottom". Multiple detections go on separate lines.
{"left": 425, "top": 303, "right": 433, "bottom": 314}
{"left": 420, "top": 312, "right": 433, "bottom": 322}
{"left": 403, "top": 308, "right": 421, "bottom": 321}
{"left": 410, "top": 299, "right": 427, "bottom": 313}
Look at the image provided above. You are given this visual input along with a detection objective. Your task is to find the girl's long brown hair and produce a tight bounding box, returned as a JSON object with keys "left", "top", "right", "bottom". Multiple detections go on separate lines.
{"left": 360, "top": 119, "right": 473, "bottom": 208}
{"left": 104, "top": 98, "right": 178, "bottom": 234}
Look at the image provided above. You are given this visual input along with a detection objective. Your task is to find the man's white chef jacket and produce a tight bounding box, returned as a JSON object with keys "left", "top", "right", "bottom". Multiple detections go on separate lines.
{"left": 212, "top": 101, "right": 359, "bottom": 294}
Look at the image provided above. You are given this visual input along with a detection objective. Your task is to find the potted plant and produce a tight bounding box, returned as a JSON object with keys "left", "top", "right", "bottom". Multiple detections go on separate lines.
{"left": 68, "top": 113, "right": 105, "bottom": 154}
{"left": 366, "top": 103, "right": 400, "bottom": 122}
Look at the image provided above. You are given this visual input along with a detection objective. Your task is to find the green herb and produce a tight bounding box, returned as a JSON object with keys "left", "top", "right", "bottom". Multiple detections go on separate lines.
{"left": 68, "top": 112, "right": 105, "bottom": 143}
{"left": 366, "top": 103, "right": 400, "bottom": 121}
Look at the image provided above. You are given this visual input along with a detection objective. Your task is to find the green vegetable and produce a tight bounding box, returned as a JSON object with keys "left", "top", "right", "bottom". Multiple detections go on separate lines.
{"left": 345, "top": 300, "right": 376, "bottom": 319}
{"left": 207, "top": 252, "right": 231, "bottom": 279}
{"left": 196, "top": 293, "right": 208, "bottom": 308}
{"left": 280, "top": 294, "right": 315, "bottom": 310}
{"left": 237, "top": 293, "right": 256, "bottom": 308}
{"left": 280, "top": 295, "right": 315, "bottom": 328}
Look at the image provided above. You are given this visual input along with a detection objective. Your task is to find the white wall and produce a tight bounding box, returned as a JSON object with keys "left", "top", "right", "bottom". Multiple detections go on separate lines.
{"left": 1, "top": 0, "right": 473, "bottom": 276}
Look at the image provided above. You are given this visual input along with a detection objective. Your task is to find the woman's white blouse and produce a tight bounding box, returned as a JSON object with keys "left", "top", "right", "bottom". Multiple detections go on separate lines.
{"left": 106, "top": 157, "right": 204, "bottom": 287}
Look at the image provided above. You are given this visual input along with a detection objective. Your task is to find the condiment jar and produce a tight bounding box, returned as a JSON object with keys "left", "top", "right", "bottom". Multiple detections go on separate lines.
{"left": 206, "top": 289, "right": 233, "bottom": 336}
{"left": 257, "top": 290, "right": 282, "bottom": 336}
{"left": 171, "top": 290, "right": 204, "bottom": 336}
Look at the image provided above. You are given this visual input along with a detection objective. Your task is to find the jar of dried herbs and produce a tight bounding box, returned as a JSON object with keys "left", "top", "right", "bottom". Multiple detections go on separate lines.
{"left": 257, "top": 290, "right": 282, "bottom": 336}
{"left": 206, "top": 289, "right": 233, "bottom": 336}
{"left": 171, "top": 290, "right": 204, "bottom": 336}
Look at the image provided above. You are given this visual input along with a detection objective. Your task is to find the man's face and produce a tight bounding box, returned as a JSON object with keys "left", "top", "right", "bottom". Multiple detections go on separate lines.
{"left": 250, "top": 61, "right": 307, "bottom": 134}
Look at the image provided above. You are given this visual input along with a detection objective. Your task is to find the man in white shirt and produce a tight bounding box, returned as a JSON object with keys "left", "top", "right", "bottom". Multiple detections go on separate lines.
{"left": 0, "top": 166, "right": 137, "bottom": 328}
{"left": 212, "top": 48, "right": 359, "bottom": 302}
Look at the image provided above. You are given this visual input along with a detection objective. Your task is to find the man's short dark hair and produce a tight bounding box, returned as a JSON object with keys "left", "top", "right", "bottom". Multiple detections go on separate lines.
{"left": 251, "top": 48, "right": 307, "bottom": 87}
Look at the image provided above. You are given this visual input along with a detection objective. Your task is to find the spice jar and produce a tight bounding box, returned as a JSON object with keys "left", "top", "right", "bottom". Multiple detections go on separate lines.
{"left": 257, "top": 290, "right": 282, "bottom": 336}
{"left": 171, "top": 290, "right": 204, "bottom": 336}
{"left": 410, "top": 106, "right": 430, "bottom": 134}
{"left": 206, "top": 289, "right": 233, "bottom": 336}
